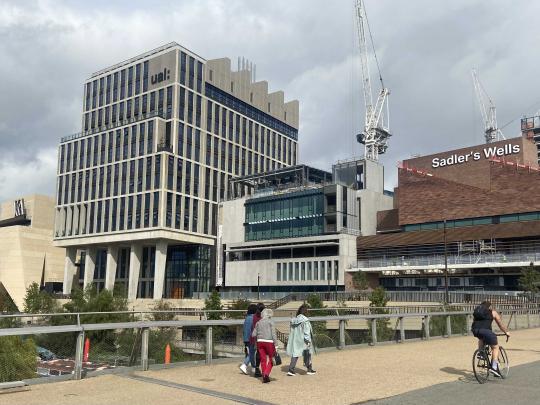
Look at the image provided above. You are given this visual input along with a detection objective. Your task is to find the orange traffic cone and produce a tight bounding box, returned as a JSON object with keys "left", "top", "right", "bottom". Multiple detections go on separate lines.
{"left": 165, "top": 343, "right": 171, "bottom": 364}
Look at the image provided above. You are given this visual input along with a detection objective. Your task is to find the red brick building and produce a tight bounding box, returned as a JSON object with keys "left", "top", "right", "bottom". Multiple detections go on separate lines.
{"left": 352, "top": 137, "right": 540, "bottom": 291}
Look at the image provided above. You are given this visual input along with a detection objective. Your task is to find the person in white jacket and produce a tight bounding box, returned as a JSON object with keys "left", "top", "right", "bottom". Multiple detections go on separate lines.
{"left": 286, "top": 304, "right": 316, "bottom": 376}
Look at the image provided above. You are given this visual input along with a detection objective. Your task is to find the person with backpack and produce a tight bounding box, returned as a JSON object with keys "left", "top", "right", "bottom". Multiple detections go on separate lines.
{"left": 249, "top": 302, "right": 265, "bottom": 377}
{"left": 286, "top": 304, "right": 316, "bottom": 376}
{"left": 251, "top": 308, "right": 278, "bottom": 383}
{"left": 239, "top": 303, "right": 257, "bottom": 375}
{"left": 471, "top": 301, "right": 510, "bottom": 377}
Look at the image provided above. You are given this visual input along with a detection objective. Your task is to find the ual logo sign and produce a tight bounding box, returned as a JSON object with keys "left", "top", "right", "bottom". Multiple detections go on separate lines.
{"left": 14, "top": 199, "right": 25, "bottom": 217}
{"left": 151, "top": 68, "right": 170, "bottom": 85}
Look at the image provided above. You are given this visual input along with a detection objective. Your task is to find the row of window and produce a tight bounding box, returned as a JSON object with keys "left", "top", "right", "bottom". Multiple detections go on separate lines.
{"left": 56, "top": 193, "right": 159, "bottom": 236}
{"left": 55, "top": 192, "right": 218, "bottom": 237}
{"left": 205, "top": 83, "right": 298, "bottom": 141}
{"left": 276, "top": 260, "right": 339, "bottom": 282}
{"left": 403, "top": 211, "right": 540, "bottom": 232}
{"left": 81, "top": 84, "right": 297, "bottom": 167}
{"left": 85, "top": 61, "right": 149, "bottom": 111}
{"left": 84, "top": 52, "right": 204, "bottom": 113}
{"left": 245, "top": 190, "right": 324, "bottom": 223}
{"left": 59, "top": 122, "right": 154, "bottom": 174}
{"left": 84, "top": 86, "right": 173, "bottom": 132}
{"left": 381, "top": 276, "right": 508, "bottom": 288}
{"left": 57, "top": 155, "right": 161, "bottom": 205}
{"left": 58, "top": 151, "right": 247, "bottom": 207}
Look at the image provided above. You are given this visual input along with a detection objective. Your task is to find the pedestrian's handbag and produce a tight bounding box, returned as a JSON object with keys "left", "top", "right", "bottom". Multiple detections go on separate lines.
{"left": 273, "top": 351, "right": 282, "bottom": 366}
{"left": 302, "top": 348, "right": 311, "bottom": 368}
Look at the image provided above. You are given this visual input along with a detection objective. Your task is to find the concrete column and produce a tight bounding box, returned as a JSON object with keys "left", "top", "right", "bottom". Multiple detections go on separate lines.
{"left": 105, "top": 246, "right": 119, "bottom": 291}
{"left": 83, "top": 248, "right": 96, "bottom": 289}
{"left": 63, "top": 247, "right": 77, "bottom": 294}
{"left": 153, "top": 241, "right": 168, "bottom": 299}
{"left": 128, "top": 244, "right": 142, "bottom": 300}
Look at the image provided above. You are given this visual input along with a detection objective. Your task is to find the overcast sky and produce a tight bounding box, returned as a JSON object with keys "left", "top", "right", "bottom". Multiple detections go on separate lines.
{"left": 0, "top": 0, "right": 539, "bottom": 202}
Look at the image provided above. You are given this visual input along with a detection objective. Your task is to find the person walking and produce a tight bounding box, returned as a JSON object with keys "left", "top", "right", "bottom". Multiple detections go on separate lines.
{"left": 251, "top": 308, "right": 278, "bottom": 383}
{"left": 250, "top": 302, "right": 265, "bottom": 377}
{"left": 286, "top": 304, "right": 316, "bottom": 376}
{"left": 239, "top": 304, "right": 258, "bottom": 375}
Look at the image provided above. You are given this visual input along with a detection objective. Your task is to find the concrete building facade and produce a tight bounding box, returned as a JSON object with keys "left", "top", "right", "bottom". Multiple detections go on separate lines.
{"left": 55, "top": 42, "right": 299, "bottom": 300}
{"left": 0, "top": 195, "right": 64, "bottom": 310}
{"left": 219, "top": 159, "right": 392, "bottom": 293}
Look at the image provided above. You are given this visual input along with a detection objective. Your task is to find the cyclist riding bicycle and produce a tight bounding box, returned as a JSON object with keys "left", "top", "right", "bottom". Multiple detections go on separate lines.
{"left": 471, "top": 301, "right": 510, "bottom": 378}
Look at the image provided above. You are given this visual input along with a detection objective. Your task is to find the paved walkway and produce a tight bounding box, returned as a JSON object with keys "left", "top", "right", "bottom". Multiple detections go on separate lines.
{"left": 2, "top": 328, "right": 540, "bottom": 405}
{"left": 361, "top": 360, "right": 540, "bottom": 405}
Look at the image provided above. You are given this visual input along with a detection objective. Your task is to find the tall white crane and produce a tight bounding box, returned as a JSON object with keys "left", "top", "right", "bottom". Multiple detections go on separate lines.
{"left": 472, "top": 69, "right": 504, "bottom": 143}
{"left": 355, "top": 0, "right": 391, "bottom": 161}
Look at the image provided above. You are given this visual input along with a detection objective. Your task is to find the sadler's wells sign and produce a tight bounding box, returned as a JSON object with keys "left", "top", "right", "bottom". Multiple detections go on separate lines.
{"left": 432, "top": 143, "right": 520, "bottom": 168}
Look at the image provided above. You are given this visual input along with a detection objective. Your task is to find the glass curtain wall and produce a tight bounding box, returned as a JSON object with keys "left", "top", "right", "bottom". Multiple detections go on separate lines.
{"left": 163, "top": 245, "right": 212, "bottom": 298}
{"left": 245, "top": 190, "right": 324, "bottom": 241}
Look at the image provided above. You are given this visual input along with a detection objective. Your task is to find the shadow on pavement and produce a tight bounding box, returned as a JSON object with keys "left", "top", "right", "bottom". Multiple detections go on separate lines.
{"left": 279, "top": 365, "right": 307, "bottom": 375}
{"left": 439, "top": 367, "right": 476, "bottom": 383}
{"left": 505, "top": 348, "right": 540, "bottom": 354}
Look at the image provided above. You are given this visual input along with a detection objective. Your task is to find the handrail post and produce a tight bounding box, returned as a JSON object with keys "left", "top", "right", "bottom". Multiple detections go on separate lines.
{"left": 399, "top": 317, "right": 405, "bottom": 343}
{"left": 370, "top": 318, "right": 377, "bottom": 345}
{"left": 446, "top": 315, "right": 452, "bottom": 338}
{"left": 423, "top": 316, "right": 430, "bottom": 340}
{"left": 141, "top": 327, "right": 149, "bottom": 371}
{"left": 339, "top": 319, "right": 346, "bottom": 349}
{"left": 466, "top": 314, "right": 473, "bottom": 335}
{"left": 206, "top": 326, "right": 213, "bottom": 364}
{"left": 527, "top": 310, "right": 530, "bottom": 329}
{"left": 74, "top": 330, "right": 85, "bottom": 380}
{"left": 513, "top": 310, "right": 518, "bottom": 330}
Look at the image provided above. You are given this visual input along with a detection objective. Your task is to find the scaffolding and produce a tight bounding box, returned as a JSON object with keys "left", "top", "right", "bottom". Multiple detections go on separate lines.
{"left": 521, "top": 114, "right": 540, "bottom": 163}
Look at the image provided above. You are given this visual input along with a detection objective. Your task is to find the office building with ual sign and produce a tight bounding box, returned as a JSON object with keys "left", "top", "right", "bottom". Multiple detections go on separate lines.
{"left": 55, "top": 42, "right": 299, "bottom": 300}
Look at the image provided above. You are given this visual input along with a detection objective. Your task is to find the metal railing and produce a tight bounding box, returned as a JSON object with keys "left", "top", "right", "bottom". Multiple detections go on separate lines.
{"left": 1, "top": 305, "right": 539, "bottom": 385}
{"left": 354, "top": 252, "right": 540, "bottom": 269}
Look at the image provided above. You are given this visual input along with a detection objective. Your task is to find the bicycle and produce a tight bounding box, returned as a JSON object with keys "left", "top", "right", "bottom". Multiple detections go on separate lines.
{"left": 472, "top": 333, "right": 510, "bottom": 384}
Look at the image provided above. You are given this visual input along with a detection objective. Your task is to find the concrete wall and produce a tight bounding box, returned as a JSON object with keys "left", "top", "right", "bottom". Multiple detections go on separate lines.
{"left": 357, "top": 189, "right": 394, "bottom": 236}
{"left": 224, "top": 234, "right": 357, "bottom": 288}
{"left": 0, "top": 195, "right": 64, "bottom": 310}
{"left": 220, "top": 198, "right": 246, "bottom": 245}
{"left": 206, "top": 58, "right": 299, "bottom": 129}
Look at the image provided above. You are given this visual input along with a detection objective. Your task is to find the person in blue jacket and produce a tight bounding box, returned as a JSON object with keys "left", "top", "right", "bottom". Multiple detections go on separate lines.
{"left": 286, "top": 304, "right": 316, "bottom": 376}
{"left": 239, "top": 303, "right": 258, "bottom": 375}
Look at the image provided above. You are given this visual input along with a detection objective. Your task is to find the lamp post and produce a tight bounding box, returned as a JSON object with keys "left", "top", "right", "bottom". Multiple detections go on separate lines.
{"left": 443, "top": 219, "right": 449, "bottom": 305}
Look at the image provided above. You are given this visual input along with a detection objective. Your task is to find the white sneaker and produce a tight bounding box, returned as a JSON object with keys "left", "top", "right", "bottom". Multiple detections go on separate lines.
{"left": 239, "top": 363, "right": 248, "bottom": 375}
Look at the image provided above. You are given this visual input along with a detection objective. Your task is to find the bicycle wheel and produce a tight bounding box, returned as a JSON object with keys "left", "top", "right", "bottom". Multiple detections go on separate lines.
{"left": 472, "top": 349, "right": 490, "bottom": 384}
{"left": 497, "top": 347, "right": 510, "bottom": 379}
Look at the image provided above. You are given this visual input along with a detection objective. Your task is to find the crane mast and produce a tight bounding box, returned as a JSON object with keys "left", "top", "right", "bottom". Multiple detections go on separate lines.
{"left": 472, "top": 69, "right": 504, "bottom": 143}
{"left": 355, "top": 0, "right": 391, "bottom": 161}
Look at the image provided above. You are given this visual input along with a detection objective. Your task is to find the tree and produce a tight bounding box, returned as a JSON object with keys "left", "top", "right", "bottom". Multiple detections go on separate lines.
{"left": 429, "top": 305, "right": 467, "bottom": 337}
{"left": 228, "top": 299, "right": 251, "bottom": 319}
{"left": 23, "top": 282, "right": 59, "bottom": 314}
{"left": 368, "top": 287, "right": 394, "bottom": 342}
{"left": 305, "top": 294, "right": 334, "bottom": 348}
{"left": 519, "top": 264, "right": 540, "bottom": 296}
{"left": 0, "top": 336, "right": 36, "bottom": 382}
{"left": 352, "top": 271, "right": 369, "bottom": 291}
{"left": 204, "top": 290, "right": 223, "bottom": 320}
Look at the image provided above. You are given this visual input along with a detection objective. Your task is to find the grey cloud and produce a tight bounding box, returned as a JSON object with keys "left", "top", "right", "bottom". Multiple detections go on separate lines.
{"left": 0, "top": 0, "right": 539, "bottom": 201}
